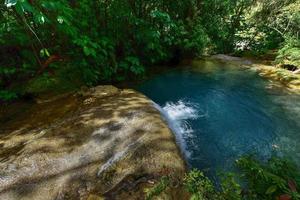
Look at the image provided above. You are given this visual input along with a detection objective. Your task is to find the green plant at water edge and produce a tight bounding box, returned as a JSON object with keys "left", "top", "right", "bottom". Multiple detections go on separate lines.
{"left": 183, "top": 156, "right": 300, "bottom": 200}
{"left": 184, "top": 169, "right": 220, "bottom": 200}
{"left": 144, "top": 176, "right": 170, "bottom": 200}
{"left": 236, "top": 156, "right": 300, "bottom": 200}
{"left": 219, "top": 172, "right": 242, "bottom": 200}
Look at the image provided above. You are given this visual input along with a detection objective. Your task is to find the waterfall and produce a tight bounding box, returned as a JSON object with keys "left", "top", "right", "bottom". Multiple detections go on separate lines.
{"left": 153, "top": 100, "right": 200, "bottom": 159}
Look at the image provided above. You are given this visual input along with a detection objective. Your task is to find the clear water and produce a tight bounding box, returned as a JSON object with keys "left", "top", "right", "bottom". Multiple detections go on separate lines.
{"left": 137, "top": 60, "right": 300, "bottom": 178}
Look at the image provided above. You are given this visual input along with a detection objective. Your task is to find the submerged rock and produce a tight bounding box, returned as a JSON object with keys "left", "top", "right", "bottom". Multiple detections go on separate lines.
{"left": 0, "top": 86, "right": 186, "bottom": 200}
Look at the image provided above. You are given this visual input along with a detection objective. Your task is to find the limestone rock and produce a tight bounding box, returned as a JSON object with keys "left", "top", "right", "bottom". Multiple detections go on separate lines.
{"left": 0, "top": 86, "right": 186, "bottom": 200}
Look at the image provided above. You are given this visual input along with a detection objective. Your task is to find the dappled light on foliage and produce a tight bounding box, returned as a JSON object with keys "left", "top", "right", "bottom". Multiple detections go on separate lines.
{"left": 1, "top": 0, "right": 299, "bottom": 101}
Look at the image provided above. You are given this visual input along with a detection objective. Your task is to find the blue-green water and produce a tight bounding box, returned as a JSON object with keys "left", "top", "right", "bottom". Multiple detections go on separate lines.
{"left": 137, "top": 60, "right": 300, "bottom": 177}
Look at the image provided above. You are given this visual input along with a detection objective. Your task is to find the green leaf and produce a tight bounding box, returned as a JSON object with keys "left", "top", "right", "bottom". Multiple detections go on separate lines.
{"left": 40, "top": 49, "right": 50, "bottom": 58}
{"left": 45, "top": 49, "right": 50, "bottom": 57}
{"left": 266, "top": 185, "right": 277, "bottom": 194}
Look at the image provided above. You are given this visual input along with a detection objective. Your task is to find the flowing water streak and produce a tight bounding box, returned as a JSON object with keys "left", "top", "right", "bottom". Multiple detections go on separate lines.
{"left": 153, "top": 100, "right": 205, "bottom": 159}
{"left": 98, "top": 100, "right": 201, "bottom": 175}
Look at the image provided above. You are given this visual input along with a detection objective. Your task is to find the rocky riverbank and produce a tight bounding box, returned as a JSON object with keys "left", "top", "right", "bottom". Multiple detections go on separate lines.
{"left": 210, "top": 54, "right": 300, "bottom": 93}
{"left": 0, "top": 86, "right": 187, "bottom": 200}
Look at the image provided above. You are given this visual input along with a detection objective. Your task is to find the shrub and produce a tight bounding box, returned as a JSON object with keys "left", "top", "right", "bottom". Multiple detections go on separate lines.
{"left": 183, "top": 156, "right": 300, "bottom": 200}
{"left": 144, "top": 176, "right": 170, "bottom": 200}
{"left": 184, "top": 169, "right": 220, "bottom": 200}
{"left": 276, "top": 37, "right": 300, "bottom": 69}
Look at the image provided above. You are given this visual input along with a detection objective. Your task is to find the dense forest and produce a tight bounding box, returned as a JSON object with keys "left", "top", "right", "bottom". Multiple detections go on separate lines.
{"left": 1, "top": 1, "right": 300, "bottom": 200}
{"left": 0, "top": 0, "right": 299, "bottom": 101}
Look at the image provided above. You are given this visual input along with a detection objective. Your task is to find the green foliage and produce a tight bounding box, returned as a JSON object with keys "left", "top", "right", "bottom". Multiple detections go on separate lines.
{"left": 183, "top": 156, "right": 300, "bottom": 200}
{"left": 276, "top": 37, "right": 300, "bottom": 69}
{"left": 1, "top": 0, "right": 299, "bottom": 100}
{"left": 25, "top": 73, "right": 63, "bottom": 94}
{"left": 200, "top": 0, "right": 255, "bottom": 53}
{"left": 0, "top": 90, "right": 17, "bottom": 101}
{"left": 1, "top": 0, "right": 219, "bottom": 99}
{"left": 118, "top": 56, "right": 145, "bottom": 81}
{"left": 0, "top": 66, "right": 16, "bottom": 76}
{"left": 219, "top": 172, "right": 242, "bottom": 200}
{"left": 144, "top": 176, "right": 170, "bottom": 200}
{"left": 184, "top": 169, "right": 220, "bottom": 200}
{"left": 236, "top": 156, "right": 300, "bottom": 200}
{"left": 179, "top": 19, "right": 210, "bottom": 56}
{"left": 235, "top": 0, "right": 300, "bottom": 61}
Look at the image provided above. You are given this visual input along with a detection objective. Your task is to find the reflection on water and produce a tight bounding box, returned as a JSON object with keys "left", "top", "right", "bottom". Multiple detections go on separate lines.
{"left": 137, "top": 60, "right": 300, "bottom": 177}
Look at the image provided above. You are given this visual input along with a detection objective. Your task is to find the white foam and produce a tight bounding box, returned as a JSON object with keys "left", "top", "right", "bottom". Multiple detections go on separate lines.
{"left": 163, "top": 100, "right": 199, "bottom": 120}
{"left": 153, "top": 100, "right": 201, "bottom": 158}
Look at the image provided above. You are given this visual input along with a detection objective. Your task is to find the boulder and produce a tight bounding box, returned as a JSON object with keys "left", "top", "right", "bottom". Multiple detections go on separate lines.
{"left": 0, "top": 86, "right": 186, "bottom": 200}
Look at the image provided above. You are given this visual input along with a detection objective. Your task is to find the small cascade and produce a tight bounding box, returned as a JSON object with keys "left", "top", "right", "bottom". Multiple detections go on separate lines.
{"left": 153, "top": 100, "right": 200, "bottom": 159}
